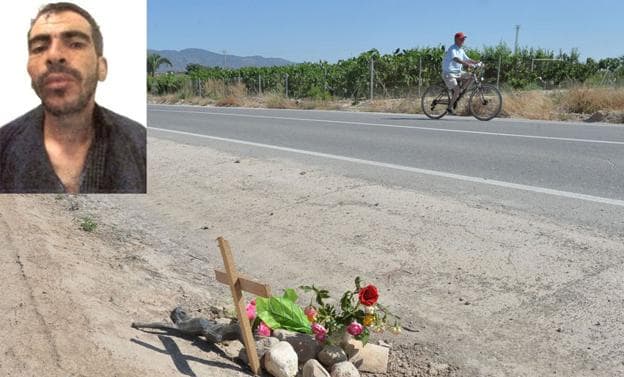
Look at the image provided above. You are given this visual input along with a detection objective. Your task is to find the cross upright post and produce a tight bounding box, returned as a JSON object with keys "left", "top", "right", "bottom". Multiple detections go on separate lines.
{"left": 215, "top": 237, "right": 271, "bottom": 375}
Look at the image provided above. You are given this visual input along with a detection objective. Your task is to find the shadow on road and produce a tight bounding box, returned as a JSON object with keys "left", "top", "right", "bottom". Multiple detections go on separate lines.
{"left": 130, "top": 335, "right": 247, "bottom": 376}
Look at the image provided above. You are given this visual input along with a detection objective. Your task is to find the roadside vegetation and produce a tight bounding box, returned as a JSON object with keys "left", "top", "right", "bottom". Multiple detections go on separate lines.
{"left": 148, "top": 44, "right": 624, "bottom": 123}
{"left": 80, "top": 216, "right": 97, "bottom": 232}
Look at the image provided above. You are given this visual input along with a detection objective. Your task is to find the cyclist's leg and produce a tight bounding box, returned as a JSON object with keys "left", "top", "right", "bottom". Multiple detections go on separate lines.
{"left": 459, "top": 72, "right": 474, "bottom": 92}
{"left": 442, "top": 73, "right": 460, "bottom": 112}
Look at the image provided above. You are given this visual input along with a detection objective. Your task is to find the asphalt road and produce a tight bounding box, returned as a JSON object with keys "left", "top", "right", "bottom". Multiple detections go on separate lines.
{"left": 148, "top": 104, "right": 624, "bottom": 236}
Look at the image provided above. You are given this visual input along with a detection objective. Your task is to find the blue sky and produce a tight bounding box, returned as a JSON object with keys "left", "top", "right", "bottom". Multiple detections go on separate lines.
{"left": 148, "top": 0, "right": 623, "bottom": 63}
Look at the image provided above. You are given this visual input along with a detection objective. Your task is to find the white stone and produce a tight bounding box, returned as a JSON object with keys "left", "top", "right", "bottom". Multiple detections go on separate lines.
{"left": 237, "top": 336, "right": 279, "bottom": 364}
{"left": 303, "top": 359, "right": 331, "bottom": 377}
{"left": 273, "top": 329, "right": 321, "bottom": 363}
{"left": 219, "top": 339, "right": 244, "bottom": 360}
{"left": 256, "top": 336, "right": 280, "bottom": 358}
{"left": 263, "top": 341, "right": 298, "bottom": 377}
{"left": 343, "top": 338, "right": 389, "bottom": 373}
{"left": 330, "top": 361, "right": 360, "bottom": 377}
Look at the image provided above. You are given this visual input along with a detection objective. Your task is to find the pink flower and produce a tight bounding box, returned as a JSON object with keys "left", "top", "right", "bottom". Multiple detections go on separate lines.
{"left": 315, "top": 331, "right": 327, "bottom": 343}
{"left": 311, "top": 323, "right": 326, "bottom": 335}
{"left": 304, "top": 306, "right": 317, "bottom": 322}
{"left": 246, "top": 299, "right": 256, "bottom": 321}
{"left": 257, "top": 321, "right": 271, "bottom": 337}
{"left": 347, "top": 321, "right": 364, "bottom": 336}
{"left": 311, "top": 323, "right": 327, "bottom": 342}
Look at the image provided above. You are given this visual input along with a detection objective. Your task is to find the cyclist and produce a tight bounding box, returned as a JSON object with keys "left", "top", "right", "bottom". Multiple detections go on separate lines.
{"left": 442, "top": 32, "right": 481, "bottom": 114}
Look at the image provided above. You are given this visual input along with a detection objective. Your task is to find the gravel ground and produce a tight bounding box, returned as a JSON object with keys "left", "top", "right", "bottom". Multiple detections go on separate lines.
{"left": 1, "top": 135, "right": 622, "bottom": 376}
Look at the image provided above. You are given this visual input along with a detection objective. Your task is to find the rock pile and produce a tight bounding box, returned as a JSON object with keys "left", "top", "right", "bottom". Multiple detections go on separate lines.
{"left": 221, "top": 330, "right": 390, "bottom": 377}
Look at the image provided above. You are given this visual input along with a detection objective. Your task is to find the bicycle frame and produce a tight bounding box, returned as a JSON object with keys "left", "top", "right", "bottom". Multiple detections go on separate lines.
{"left": 454, "top": 66, "right": 485, "bottom": 103}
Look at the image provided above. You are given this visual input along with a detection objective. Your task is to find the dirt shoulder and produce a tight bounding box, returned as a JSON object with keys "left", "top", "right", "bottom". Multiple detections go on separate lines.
{"left": 1, "top": 136, "right": 623, "bottom": 376}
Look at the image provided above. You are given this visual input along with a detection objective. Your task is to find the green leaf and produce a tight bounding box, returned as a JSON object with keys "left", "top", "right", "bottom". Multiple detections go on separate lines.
{"left": 340, "top": 291, "right": 353, "bottom": 312}
{"left": 255, "top": 296, "right": 312, "bottom": 334}
{"left": 316, "top": 289, "right": 330, "bottom": 306}
{"left": 300, "top": 284, "right": 329, "bottom": 306}
{"left": 282, "top": 288, "right": 298, "bottom": 303}
{"left": 356, "top": 328, "right": 370, "bottom": 346}
{"left": 355, "top": 276, "right": 362, "bottom": 290}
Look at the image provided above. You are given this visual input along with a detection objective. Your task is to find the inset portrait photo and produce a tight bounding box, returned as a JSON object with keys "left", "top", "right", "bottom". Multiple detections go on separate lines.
{"left": 0, "top": 1, "right": 146, "bottom": 194}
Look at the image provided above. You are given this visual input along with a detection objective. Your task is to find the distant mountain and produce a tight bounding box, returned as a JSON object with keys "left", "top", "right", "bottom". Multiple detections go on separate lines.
{"left": 147, "top": 48, "right": 296, "bottom": 72}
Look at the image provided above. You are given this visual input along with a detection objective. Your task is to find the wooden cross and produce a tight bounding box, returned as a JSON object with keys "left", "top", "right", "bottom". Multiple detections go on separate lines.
{"left": 215, "top": 237, "right": 271, "bottom": 375}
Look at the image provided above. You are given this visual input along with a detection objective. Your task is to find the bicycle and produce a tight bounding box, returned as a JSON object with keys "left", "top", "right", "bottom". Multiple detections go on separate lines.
{"left": 421, "top": 64, "right": 502, "bottom": 121}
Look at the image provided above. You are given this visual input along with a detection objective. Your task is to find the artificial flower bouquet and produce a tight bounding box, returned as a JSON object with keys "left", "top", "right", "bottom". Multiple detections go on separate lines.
{"left": 246, "top": 277, "right": 400, "bottom": 345}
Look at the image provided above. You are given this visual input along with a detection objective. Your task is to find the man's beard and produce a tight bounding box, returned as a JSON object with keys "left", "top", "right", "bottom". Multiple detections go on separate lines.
{"left": 32, "top": 62, "right": 98, "bottom": 118}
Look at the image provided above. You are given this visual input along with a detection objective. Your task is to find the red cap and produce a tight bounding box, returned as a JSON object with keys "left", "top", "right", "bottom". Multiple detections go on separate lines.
{"left": 454, "top": 32, "right": 467, "bottom": 40}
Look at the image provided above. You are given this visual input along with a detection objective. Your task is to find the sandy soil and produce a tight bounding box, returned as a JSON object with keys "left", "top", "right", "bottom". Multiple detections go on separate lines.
{"left": 1, "top": 136, "right": 623, "bottom": 377}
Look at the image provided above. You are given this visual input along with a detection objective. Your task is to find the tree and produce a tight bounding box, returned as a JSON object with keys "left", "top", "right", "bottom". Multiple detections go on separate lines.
{"left": 147, "top": 53, "right": 173, "bottom": 77}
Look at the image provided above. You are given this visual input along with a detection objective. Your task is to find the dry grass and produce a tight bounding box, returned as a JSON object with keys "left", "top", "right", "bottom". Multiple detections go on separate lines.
{"left": 202, "top": 80, "right": 248, "bottom": 99}
{"left": 502, "top": 87, "right": 624, "bottom": 122}
{"left": 301, "top": 100, "right": 347, "bottom": 111}
{"left": 194, "top": 97, "right": 212, "bottom": 106}
{"left": 264, "top": 93, "right": 297, "bottom": 109}
{"left": 559, "top": 86, "right": 624, "bottom": 114}
{"left": 202, "top": 79, "right": 226, "bottom": 99}
{"left": 216, "top": 96, "right": 241, "bottom": 107}
{"left": 502, "top": 91, "right": 558, "bottom": 120}
{"left": 357, "top": 99, "right": 421, "bottom": 113}
{"left": 148, "top": 86, "right": 624, "bottom": 123}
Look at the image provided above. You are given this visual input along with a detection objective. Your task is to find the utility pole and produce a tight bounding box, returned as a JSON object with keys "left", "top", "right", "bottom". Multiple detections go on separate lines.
{"left": 514, "top": 25, "right": 520, "bottom": 55}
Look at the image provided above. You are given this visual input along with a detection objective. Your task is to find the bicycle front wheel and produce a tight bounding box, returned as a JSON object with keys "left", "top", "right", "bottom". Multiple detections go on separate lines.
{"left": 468, "top": 84, "right": 502, "bottom": 121}
{"left": 421, "top": 84, "right": 450, "bottom": 119}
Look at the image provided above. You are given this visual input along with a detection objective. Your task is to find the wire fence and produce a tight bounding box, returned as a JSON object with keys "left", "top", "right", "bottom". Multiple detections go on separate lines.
{"left": 149, "top": 59, "right": 624, "bottom": 100}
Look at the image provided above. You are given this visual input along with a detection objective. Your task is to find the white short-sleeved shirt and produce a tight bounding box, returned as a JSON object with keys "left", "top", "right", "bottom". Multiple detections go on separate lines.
{"left": 442, "top": 44, "right": 469, "bottom": 75}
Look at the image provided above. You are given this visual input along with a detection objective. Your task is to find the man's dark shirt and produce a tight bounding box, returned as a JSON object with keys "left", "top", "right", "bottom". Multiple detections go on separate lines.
{"left": 0, "top": 104, "right": 146, "bottom": 193}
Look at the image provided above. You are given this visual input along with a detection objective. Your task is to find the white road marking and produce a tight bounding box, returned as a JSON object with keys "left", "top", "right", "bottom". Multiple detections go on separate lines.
{"left": 149, "top": 126, "right": 624, "bottom": 208}
{"left": 149, "top": 108, "right": 624, "bottom": 146}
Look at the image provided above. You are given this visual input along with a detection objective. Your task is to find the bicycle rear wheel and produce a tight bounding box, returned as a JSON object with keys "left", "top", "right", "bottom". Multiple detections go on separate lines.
{"left": 468, "top": 84, "right": 502, "bottom": 121}
{"left": 421, "top": 84, "right": 450, "bottom": 119}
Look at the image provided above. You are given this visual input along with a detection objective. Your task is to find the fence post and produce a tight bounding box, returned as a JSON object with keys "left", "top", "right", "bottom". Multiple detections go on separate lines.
{"left": 418, "top": 56, "right": 423, "bottom": 97}
{"left": 195, "top": 79, "right": 202, "bottom": 97}
{"left": 323, "top": 64, "right": 328, "bottom": 93}
{"left": 285, "top": 73, "right": 289, "bottom": 97}
{"left": 496, "top": 55, "right": 501, "bottom": 89}
{"left": 258, "top": 74, "right": 262, "bottom": 95}
{"left": 369, "top": 56, "right": 374, "bottom": 100}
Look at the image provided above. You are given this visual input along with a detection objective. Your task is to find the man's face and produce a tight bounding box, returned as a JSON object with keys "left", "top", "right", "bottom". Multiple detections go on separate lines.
{"left": 456, "top": 37, "right": 466, "bottom": 47}
{"left": 27, "top": 11, "right": 107, "bottom": 117}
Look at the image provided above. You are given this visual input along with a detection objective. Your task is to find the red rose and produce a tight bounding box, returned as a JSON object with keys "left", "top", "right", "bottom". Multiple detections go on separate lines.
{"left": 358, "top": 284, "right": 379, "bottom": 306}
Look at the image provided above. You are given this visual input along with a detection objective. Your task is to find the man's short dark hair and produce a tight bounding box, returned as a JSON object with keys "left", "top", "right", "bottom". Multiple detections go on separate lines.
{"left": 28, "top": 2, "right": 103, "bottom": 56}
